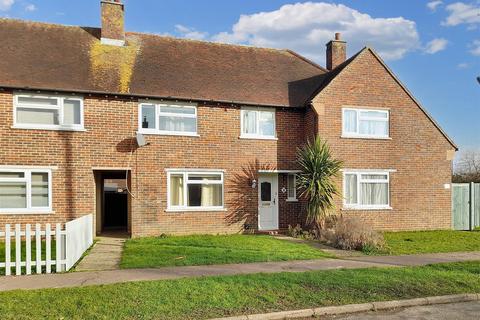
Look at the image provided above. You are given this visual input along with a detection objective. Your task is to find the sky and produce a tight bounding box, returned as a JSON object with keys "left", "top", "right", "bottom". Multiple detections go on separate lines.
{"left": 1, "top": 0, "right": 479, "bottom": 152}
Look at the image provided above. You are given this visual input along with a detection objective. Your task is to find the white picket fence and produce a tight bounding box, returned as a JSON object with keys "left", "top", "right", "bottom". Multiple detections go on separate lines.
{"left": 0, "top": 214, "right": 93, "bottom": 276}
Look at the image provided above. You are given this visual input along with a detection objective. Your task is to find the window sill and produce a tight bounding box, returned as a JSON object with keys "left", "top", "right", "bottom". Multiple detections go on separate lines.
{"left": 342, "top": 206, "right": 393, "bottom": 211}
{"left": 165, "top": 208, "right": 227, "bottom": 213}
{"left": 12, "top": 125, "right": 86, "bottom": 132}
{"left": 138, "top": 131, "right": 200, "bottom": 137}
{"left": 0, "top": 210, "right": 55, "bottom": 215}
{"left": 239, "top": 135, "right": 278, "bottom": 141}
{"left": 286, "top": 199, "right": 298, "bottom": 202}
{"left": 341, "top": 135, "right": 391, "bottom": 140}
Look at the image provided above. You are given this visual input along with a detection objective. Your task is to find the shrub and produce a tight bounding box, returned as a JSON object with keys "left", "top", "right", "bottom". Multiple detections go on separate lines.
{"left": 286, "top": 224, "right": 317, "bottom": 240}
{"left": 322, "top": 215, "right": 386, "bottom": 253}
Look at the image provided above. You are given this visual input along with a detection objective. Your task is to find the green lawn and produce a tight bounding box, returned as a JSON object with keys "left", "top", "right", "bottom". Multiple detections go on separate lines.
{"left": 120, "top": 234, "right": 331, "bottom": 269}
{"left": 0, "top": 261, "right": 479, "bottom": 319}
{"left": 383, "top": 230, "right": 480, "bottom": 255}
{"left": 0, "top": 241, "right": 57, "bottom": 275}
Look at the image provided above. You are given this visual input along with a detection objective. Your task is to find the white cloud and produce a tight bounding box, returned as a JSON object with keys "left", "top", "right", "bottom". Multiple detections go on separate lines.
{"left": 470, "top": 40, "right": 480, "bottom": 56}
{"left": 423, "top": 38, "right": 448, "bottom": 54}
{"left": 211, "top": 2, "right": 420, "bottom": 62}
{"left": 24, "top": 4, "right": 35, "bottom": 12}
{"left": 443, "top": 2, "right": 480, "bottom": 26}
{"left": 0, "top": 0, "right": 14, "bottom": 11}
{"left": 174, "top": 24, "right": 208, "bottom": 40}
{"left": 427, "top": 1, "right": 443, "bottom": 11}
{"left": 457, "top": 62, "right": 469, "bottom": 69}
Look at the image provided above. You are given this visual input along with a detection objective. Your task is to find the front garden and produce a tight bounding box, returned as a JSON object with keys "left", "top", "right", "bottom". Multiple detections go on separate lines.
{"left": 120, "top": 234, "right": 332, "bottom": 269}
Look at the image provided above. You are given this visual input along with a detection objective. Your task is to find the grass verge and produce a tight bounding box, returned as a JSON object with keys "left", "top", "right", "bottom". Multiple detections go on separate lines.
{"left": 120, "top": 234, "right": 331, "bottom": 268}
{"left": 0, "top": 261, "right": 479, "bottom": 319}
{"left": 382, "top": 230, "right": 480, "bottom": 255}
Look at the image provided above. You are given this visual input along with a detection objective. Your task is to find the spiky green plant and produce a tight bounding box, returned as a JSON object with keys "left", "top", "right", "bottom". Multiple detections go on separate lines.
{"left": 296, "top": 136, "right": 343, "bottom": 230}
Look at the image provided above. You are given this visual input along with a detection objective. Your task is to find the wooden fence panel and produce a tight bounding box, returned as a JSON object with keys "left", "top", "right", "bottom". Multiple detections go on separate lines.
{"left": 452, "top": 184, "right": 470, "bottom": 230}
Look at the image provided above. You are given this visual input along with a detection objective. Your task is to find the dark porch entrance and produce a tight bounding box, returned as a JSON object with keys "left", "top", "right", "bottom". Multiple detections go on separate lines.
{"left": 94, "top": 170, "right": 131, "bottom": 235}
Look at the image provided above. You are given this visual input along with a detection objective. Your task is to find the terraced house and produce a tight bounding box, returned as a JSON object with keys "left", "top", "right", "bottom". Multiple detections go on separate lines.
{"left": 0, "top": 0, "right": 457, "bottom": 237}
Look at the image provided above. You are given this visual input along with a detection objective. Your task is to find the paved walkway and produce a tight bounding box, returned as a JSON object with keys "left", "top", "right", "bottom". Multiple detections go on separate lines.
{"left": 75, "top": 232, "right": 127, "bottom": 271}
{"left": 0, "top": 251, "right": 479, "bottom": 292}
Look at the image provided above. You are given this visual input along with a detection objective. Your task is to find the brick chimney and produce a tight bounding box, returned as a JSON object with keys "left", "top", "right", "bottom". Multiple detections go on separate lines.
{"left": 326, "top": 33, "right": 346, "bottom": 71}
{"left": 101, "top": 0, "right": 125, "bottom": 46}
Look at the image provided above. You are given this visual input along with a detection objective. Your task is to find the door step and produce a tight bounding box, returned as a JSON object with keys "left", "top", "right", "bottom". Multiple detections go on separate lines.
{"left": 257, "top": 230, "right": 280, "bottom": 235}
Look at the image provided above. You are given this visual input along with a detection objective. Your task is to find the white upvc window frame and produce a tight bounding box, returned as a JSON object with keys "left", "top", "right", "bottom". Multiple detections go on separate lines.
{"left": 240, "top": 107, "right": 277, "bottom": 140}
{"left": 343, "top": 170, "right": 391, "bottom": 210}
{"left": 0, "top": 168, "right": 53, "bottom": 214}
{"left": 166, "top": 170, "right": 225, "bottom": 212}
{"left": 286, "top": 173, "right": 297, "bottom": 202}
{"left": 342, "top": 107, "right": 390, "bottom": 139}
{"left": 13, "top": 93, "right": 84, "bottom": 131}
{"left": 138, "top": 101, "right": 198, "bottom": 136}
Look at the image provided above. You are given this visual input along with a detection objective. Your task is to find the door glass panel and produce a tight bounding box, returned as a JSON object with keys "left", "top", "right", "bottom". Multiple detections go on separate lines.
{"left": 261, "top": 182, "right": 271, "bottom": 202}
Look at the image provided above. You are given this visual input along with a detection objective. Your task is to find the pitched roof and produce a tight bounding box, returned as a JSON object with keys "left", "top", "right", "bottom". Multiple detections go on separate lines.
{"left": 0, "top": 19, "right": 326, "bottom": 107}
{"left": 309, "top": 47, "right": 458, "bottom": 150}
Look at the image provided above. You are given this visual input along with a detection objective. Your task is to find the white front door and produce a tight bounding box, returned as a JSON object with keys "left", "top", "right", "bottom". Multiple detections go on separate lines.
{"left": 258, "top": 174, "right": 279, "bottom": 230}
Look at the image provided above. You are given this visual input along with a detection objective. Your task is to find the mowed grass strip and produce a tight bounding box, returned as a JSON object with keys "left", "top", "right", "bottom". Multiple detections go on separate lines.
{"left": 383, "top": 230, "right": 480, "bottom": 255}
{"left": 120, "top": 234, "right": 331, "bottom": 269}
{"left": 1, "top": 261, "right": 480, "bottom": 319}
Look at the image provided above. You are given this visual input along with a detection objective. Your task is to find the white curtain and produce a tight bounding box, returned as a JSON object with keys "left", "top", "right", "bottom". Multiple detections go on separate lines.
{"left": 243, "top": 110, "right": 257, "bottom": 134}
{"left": 159, "top": 116, "right": 195, "bottom": 132}
{"left": 343, "top": 110, "right": 357, "bottom": 133}
{"left": 359, "top": 120, "right": 388, "bottom": 136}
{"left": 200, "top": 184, "right": 222, "bottom": 206}
{"left": 170, "top": 175, "right": 184, "bottom": 206}
{"left": 360, "top": 182, "right": 388, "bottom": 205}
{"left": 345, "top": 174, "right": 357, "bottom": 204}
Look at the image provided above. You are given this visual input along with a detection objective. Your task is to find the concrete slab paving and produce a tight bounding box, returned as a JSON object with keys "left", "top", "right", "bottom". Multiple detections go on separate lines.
{"left": 0, "top": 251, "right": 479, "bottom": 292}
{"left": 74, "top": 233, "right": 127, "bottom": 272}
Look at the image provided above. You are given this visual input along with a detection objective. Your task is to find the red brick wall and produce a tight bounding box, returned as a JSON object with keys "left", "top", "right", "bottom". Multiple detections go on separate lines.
{"left": 0, "top": 90, "right": 306, "bottom": 236}
{"left": 309, "top": 49, "right": 455, "bottom": 231}
{"left": 0, "top": 50, "right": 455, "bottom": 235}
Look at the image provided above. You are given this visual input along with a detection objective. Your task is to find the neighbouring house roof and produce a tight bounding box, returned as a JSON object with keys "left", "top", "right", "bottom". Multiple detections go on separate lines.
{"left": 0, "top": 19, "right": 326, "bottom": 108}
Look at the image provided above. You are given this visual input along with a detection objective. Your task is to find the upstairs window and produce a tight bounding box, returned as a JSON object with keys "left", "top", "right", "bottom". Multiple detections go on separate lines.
{"left": 14, "top": 93, "right": 83, "bottom": 130}
{"left": 343, "top": 171, "right": 390, "bottom": 210}
{"left": 139, "top": 102, "right": 197, "bottom": 136}
{"left": 342, "top": 108, "right": 389, "bottom": 139}
{"left": 0, "top": 169, "right": 52, "bottom": 213}
{"left": 240, "top": 108, "right": 276, "bottom": 139}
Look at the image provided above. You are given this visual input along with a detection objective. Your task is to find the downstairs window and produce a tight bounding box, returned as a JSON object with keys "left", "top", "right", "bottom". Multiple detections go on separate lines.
{"left": 343, "top": 171, "right": 391, "bottom": 209}
{"left": 167, "top": 171, "right": 224, "bottom": 211}
{"left": 0, "top": 169, "right": 52, "bottom": 213}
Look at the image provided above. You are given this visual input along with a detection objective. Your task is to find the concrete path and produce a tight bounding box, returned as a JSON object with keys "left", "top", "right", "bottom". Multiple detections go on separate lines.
{"left": 321, "top": 301, "right": 480, "bottom": 320}
{"left": 75, "top": 233, "right": 127, "bottom": 272}
{"left": 0, "top": 251, "right": 479, "bottom": 292}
